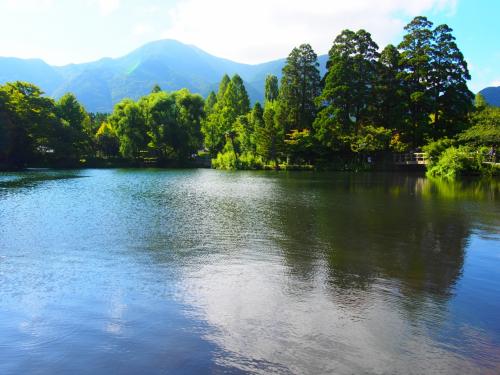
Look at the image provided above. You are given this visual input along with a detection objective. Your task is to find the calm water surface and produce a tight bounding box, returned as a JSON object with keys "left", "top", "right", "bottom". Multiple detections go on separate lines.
{"left": 0, "top": 169, "right": 499, "bottom": 374}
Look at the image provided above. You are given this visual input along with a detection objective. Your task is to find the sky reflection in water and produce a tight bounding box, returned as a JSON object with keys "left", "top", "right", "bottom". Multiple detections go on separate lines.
{"left": 0, "top": 169, "right": 499, "bottom": 374}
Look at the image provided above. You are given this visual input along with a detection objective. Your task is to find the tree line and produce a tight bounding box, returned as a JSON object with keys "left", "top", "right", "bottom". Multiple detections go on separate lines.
{"left": 1, "top": 16, "right": 499, "bottom": 174}
{"left": 0, "top": 83, "right": 204, "bottom": 168}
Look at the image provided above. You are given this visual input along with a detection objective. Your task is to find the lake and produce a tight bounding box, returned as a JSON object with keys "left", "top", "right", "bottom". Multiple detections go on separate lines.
{"left": 0, "top": 169, "right": 499, "bottom": 374}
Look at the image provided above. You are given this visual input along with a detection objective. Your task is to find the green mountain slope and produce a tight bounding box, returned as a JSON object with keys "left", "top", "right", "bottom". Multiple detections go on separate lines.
{"left": 479, "top": 86, "right": 500, "bottom": 107}
{"left": 0, "top": 39, "right": 328, "bottom": 112}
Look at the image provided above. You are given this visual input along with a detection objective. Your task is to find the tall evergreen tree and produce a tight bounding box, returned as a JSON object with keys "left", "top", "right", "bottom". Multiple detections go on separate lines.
{"left": 429, "top": 24, "right": 473, "bottom": 137}
{"left": 217, "top": 74, "right": 231, "bottom": 101}
{"left": 314, "top": 30, "right": 380, "bottom": 151}
{"left": 398, "top": 16, "right": 434, "bottom": 145}
{"left": 399, "top": 16, "right": 473, "bottom": 144}
{"left": 256, "top": 101, "right": 283, "bottom": 167}
{"left": 265, "top": 74, "right": 279, "bottom": 103}
{"left": 374, "top": 44, "right": 408, "bottom": 133}
{"left": 201, "top": 75, "right": 233, "bottom": 156}
{"left": 222, "top": 75, "right": 250, "bottom": 117}
{"left": 201, "top": 91, "right": 218, "bottom": 154}
{"left": 279, "top": 44, "right": 321, "bottom": 132}
{"left": 204, "top": 91, "right": 217, "bottom": 114}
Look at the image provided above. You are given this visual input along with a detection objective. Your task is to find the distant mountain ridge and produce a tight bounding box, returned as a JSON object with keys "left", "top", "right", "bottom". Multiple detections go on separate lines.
{"left": 0, "top": 40, "right": 328, "bottom": 112}
{"left": 479, "top": 86, "right": 500, "bottom": 107}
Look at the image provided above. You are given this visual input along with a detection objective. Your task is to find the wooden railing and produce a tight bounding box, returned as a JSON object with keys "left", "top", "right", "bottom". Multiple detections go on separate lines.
{"left": 393, "top": 152, "right": 428, "bottom": 165}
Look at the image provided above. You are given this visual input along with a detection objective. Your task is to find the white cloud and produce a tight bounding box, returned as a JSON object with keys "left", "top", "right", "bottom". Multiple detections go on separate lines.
{"left": 97, "top": 0, "right": 120, "bottom": 16}
{"left": 132, "top": 23, "right": 152, "bottom": 37}
{"left": 162, "top": 0, "right": 456, "bottom": 63}
{"left": 488, "top": 80, "right": 500, "bottom": 87}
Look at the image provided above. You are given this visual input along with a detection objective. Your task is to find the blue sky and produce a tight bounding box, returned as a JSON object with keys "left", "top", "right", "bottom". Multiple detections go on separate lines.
{"left": 0, "top": 0, "right": 498, "bottom": 92}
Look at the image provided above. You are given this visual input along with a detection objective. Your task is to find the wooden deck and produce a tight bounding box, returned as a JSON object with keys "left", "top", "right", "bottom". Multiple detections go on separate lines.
{"left": 394, "top": 152, "right": 428, "bottom": 166}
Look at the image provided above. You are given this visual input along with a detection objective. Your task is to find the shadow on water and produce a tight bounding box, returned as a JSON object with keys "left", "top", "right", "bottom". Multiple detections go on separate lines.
{"left": 274, "top": 174, "right": 493, "bottom": 287}
{"left": 0, "top": 170, "right": 86, "bottom": 191}
{"left": 0, "top": 169, "right": 498, "bottom": 374}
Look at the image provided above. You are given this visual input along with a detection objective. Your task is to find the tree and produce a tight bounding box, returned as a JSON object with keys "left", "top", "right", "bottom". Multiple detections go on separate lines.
{"left": 222, "top": 75, "right": 250, "bottom": 116}
{"left": 201, "top": 91, "right": 219, "bottom": 156}
{"left": 399, "top": 17, "right": 474, "bottom": 145}
{"left": 95, "top": 122, "right": 119, "bottom": 157}
{"left": 217, "top": 75, "right": 250, "bottom": 150}
{"left": 172, "top": 89, "right": 205, "bottom": 159}
{"left": 0, "top": 87, "right": 20, "bottom": 167}
{"left": 284, "top": 129, "right": 314, "bottom": 164}
{"left": 314, "top": 29, "right": 380, "bottom": 152}
{"left": 137, "top": 89, "right": 204, "bottom": 161}
{"left": 109, "top": 99, "right": 147, "bottom": 159}
{"left": 398, "top": 16, "right": 434, "bottom": 145}
{"left": 217, "top": 74, "right": 231, "bottom": 101}
{"left": 429, "top": 23, "right": 473, "bottom": 137}
{"left": 474, "top": 93, "right": 488, "bottom": 110}
{"left": 279, "top": 44, "right": 321, "bottom": 132}
{"left": 374, "top": 44, "right": 408, "bottom": 133}
{"left": 1, "top": 82, "right": 60, "bottom": 167}
{"left": 56, "top": 93, "right": 91, "bottom": 159}
{"left": 256, "top": 101, "right": 284, "bottom": 167}
{"left": 202, "top": 75, "right": 249, "bottom": 157}
{"left": 265, "top": 74, "right": 279, "bottom": 103}
{"left": 139, "top": 91, "right": 177, "bottom": 159}
{"left": 204, "top": 91, "right": 217, "bottom": 114}
{"left": 458, "top": 105, "right": 500, "bottom": 146}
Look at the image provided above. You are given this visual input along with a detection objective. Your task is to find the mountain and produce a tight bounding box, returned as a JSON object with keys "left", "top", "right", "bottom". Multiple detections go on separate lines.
{"left": 0, "top": 40, "right": 328, "bottom": 113}
{"left": 479, "top": 86, "right": 500, "bottom": 107}
{"left": 0, "top": 57, "right": 63, "bottom": 94}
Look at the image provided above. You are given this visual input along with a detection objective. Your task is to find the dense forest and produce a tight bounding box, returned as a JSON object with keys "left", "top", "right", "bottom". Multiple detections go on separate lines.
{"left": 1, "top": 16, "right": 499, "bottom": 177}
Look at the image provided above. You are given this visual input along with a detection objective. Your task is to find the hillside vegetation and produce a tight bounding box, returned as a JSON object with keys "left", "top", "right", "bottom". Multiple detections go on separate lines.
{"left": 1, "top": 16, "right": 499, "bottom": 178}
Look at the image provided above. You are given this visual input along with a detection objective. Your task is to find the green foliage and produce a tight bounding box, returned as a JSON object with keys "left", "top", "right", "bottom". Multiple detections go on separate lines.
{"left": 140, "top": 91, "right": 177, "bottom": 158}
{"left": 427, "top": 146, "right": 490, "bottom": 179}
{"left": 264, "top": 75, "right": 279, "bottom": 103}
{"left": 398, "top": 17, "right": 473, "bottom": 145}
{"left": 201, "top": 75, "right": 250, "bottom": 157}
{"left": 212, "top": 151, "right": 264, "bottom": 170}
{"left": 0, "top": 81, "right": 91, "bottom": 167}
{"left": 151, "top": 84, "right": 162, "bottom": 93}
{"left": 348, "top": 125, "right": 392, "bottom": 153}
{"left": 422, "top": 138, "right": 455, "bottom": 167}
{"left": 56, "top": 93, "right": 91, "bottom": 159}
{"left": 172, "top": 89, "right": 205, "bottom": 159}
{"left": 429, "top": 24, "right": 473, "bottom": 136}
{"left": 474, "top": 93, "right": 488, "bottom": 110}
{"left": 375, "top": 44, "right": 408, "bottom": 134}
{"left": 284, "top": 128, "right": 315, "bottom": 164}
{"left": 108, "top": 88, "right": 204, "bottom": 161}
{"left": 109, "top": 99, "right": 146, "bottom": 158}
{"left": 0, "top": 17, "right": 480, "bottom": 175}
{"left": 255, "top": 100, "right": 284, "bottom": 166}
{"left": 389, "top": 132, "right": 410, "bottom": 153}
{"left": 95, "top": 122, "right": 119, "bottom": 157}
{"left": 457, "top": 105, "right": 500, "bottom": 146}
{"left": 398, "top": 16, "right": 434, "bottom": 143}
{"left": 279, "top": 44, "right": 321, "bottom": 132}
{"left": 217, "top": 74, "right": 231, "bottom": 101}
{"left": 314, "top": 29, "right": 380, "bottom": 151}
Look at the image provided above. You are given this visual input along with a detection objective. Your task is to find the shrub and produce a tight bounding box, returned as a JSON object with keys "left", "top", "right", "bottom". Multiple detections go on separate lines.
{"left": 212, "top": 151, "right": 264, "bottom": 170}
{"left": 427, "top": 146, "right": 491, "bottom": 179}
{"left": 422, "top": 138, "right": 455, "bottom": 167}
